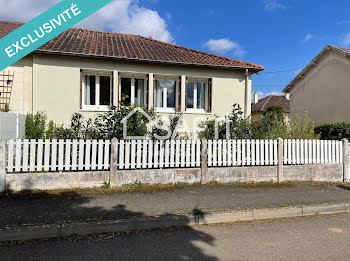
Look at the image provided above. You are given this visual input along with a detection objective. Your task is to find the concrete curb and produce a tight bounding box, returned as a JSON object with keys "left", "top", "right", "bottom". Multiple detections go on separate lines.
{"left": 1, "top": 202, "right": 350, "bottom": 242}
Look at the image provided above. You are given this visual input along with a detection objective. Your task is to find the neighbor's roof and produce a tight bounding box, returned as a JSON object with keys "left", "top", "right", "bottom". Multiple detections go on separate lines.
{"left": 251, "top": 95, "right": 290, "bottom": 113}
{"left": 283, "top": 45, "right": 350, "bottom": 93}
{"left": 0, "top": 21, "right": 264, "bottom": 71}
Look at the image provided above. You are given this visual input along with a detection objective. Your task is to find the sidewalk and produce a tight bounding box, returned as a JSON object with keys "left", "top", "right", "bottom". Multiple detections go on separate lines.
{"left": 1, "top": 183, "right": 350, "bottom": 228}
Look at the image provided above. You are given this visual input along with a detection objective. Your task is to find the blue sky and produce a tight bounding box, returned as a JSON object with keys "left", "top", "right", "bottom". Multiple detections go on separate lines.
{"left": 140, "top": 0, "right": 350, "bottom": 97}
{"left": 2, "top": 0, "right": 350, "bottom": 97}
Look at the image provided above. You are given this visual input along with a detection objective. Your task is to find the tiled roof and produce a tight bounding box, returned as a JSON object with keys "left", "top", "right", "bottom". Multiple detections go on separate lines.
{"left": 0, "top": 21, "right": 264, "bottom": 71}
{"left": 251, "top": 95, "right": 290, "bottom": 112}
{"left": 334, "top": 46, "right": 350, "bottom": 54}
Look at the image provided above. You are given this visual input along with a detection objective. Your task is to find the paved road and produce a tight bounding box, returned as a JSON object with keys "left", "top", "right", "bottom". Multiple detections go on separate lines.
{"left": 2, "top": 214, "right": 350, "bottom": 260}
{"left": 2, "top": 184, "right": 350, "bottom": 227}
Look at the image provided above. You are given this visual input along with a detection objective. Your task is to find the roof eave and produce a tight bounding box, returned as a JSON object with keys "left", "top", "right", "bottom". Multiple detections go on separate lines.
{"left": 33, "top": 50, "right": 264, "bottom": 72}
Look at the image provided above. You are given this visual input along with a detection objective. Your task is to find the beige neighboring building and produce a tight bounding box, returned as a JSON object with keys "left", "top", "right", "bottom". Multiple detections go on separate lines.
{"left": 0, "top": 21, "right": 264, "bottom": 133}
{"left": 283, "top": 45, "right": 350, "bottom": 124}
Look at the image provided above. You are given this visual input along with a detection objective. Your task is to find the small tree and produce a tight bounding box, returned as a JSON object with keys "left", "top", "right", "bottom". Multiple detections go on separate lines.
{"left": 263, "top": 105, "right": 285, "bottom": 122}
{"left": 315, "top": 122, "right": 350, "bottom": 140}
{"left": 25, "top": 111, "right": 47, "bottom": 139}
{"left": 150, "top": 113, "right": 183, "bottom": 140}
{"left": 199, "top": 104, "right": 253, "bottom": 139}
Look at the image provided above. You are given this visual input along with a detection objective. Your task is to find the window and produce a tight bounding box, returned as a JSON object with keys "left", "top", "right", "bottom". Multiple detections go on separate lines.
{"left": 99, "top": 76, "right": 111, "bottom": 106}
{"left": 186, "top": 80, "right": 207, "bottom": 111}
{"left": 84, "top": 75, "right": 96, "bottom": 106}
{"left": 135, "top": 79, "right": 145, "bottom": 106}
{"left": 120, "top": 77, "right": 146, "bottom": 106}
{"left": 155, "top": 79, "right": 176, "bottom": 109}
{"left": 83, "top": 73, "right": 112, "bottom": 110}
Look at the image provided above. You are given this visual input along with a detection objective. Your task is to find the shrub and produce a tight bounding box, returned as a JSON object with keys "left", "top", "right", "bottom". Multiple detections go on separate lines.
{"left": 263, "top": 105, "right": 285, "bottom": 122}
{"left": 199, "top": 116, "right": 227, "bottom": 139}
{"left": 199, "top": 104, "right": 318, "bottom": 140}
{"left": 150, "top": 113, "right": 183, "bottom": 140}
{"left": 25, "top": 106, "right": 158, "bottom": 140}
{"left": 25, "top": 111, "right": 47, "bottom": 139}
{"left": 252, "top": 111, "right": 317, "bottom": 139}
{"left": 199, "top": 104, "right": 252, "bottom": 139}
{"left": 88, "top": 105, "right": 156, "bottom": 140}
{"left": 315, "top": 122, "right": 350, "bottom": 140}
{"left": 287, "top": 112, "right": 318, "bottom": 139}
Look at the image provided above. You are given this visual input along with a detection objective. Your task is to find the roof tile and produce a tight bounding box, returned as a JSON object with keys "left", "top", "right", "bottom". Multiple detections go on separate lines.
{"left": 251, "top": 95, "right": 290, "bottom": 112}
{"left": 0, "top": 21, "right": 264, "bottom": 70}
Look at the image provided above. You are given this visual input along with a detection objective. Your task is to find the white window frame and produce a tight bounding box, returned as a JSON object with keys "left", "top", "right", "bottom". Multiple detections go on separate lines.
{"left": 119, "top": 76, "right": 147, "bottom": 106}
{"left": 154, "top": 77, "right": 178, "bottom": 113}
{"left": 186, "top": 79, "right": 208, "bottom": 113}
{"left": 82, "top": 72, "right": 112, "bottom": 111}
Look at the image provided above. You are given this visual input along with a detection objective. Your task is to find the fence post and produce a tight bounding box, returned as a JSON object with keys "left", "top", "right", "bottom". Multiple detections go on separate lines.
{"left": 343, "top": 139, "right": 349, "bottom": 182}
{"left": 200, "top": 139, "right": 208, "bottom": 184}
{"left": 277, "top": 138, "right": 284, "bottom": 183}
{"left": 0, "top": 137, "right": 6, "bottom": 192}
{"left": 109, "top": 138, "right": 118, "bottom": 186}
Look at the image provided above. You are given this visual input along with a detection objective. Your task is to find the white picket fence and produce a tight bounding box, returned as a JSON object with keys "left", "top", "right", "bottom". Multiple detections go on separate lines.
{"left": 117, "top": 140, "right": 201, "bottom": 170}
{"left": 208, "top": 140, "right": 279, "bottom": 167}
{"left": 6, "top": 139, "right": 343, "bottom": 173}
{"left": 7, "top": 139, "right": 111, "bottom": 173}
{"left": 283, "top": 139, "right": 343, "bottom": 165}
{"left": 208, "top": 139, "right": 343, "bottom": 167}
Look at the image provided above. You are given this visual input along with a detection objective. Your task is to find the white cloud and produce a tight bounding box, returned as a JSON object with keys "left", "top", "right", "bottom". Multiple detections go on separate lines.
{"left": 0, "top": 0, "right": 59, "bottom": 21}
{"left": 302, "top": 33, "right": 313, "bottom": 43}
{"left": 264, "top": 0, "right": 287, "bottom": 11}
{"left": 338, "top": 20, "right": 350, "bottom": 25}
{"left": 165, "top": 12, "right": 172, "bottom": 20}
{"left": 0, "top": 0, "right": 173, "bottom": 43}
{"left": 340, "top": 33, "right": 350, "bottom": 46}
{"left": 254, "top": 91, "right": 282, "bottom": 99}
{"left": 202, "top": 38, "right": 246, "bottom": 58}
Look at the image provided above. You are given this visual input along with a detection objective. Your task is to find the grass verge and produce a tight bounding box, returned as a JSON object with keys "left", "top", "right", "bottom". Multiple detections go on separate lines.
{"left": 1, "top": 181, "right": 348, "bottom": 199}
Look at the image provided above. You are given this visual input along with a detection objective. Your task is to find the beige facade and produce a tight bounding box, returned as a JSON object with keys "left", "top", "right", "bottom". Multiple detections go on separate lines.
{"left": 3, "top": 54, "right": 253, "bottom": 134}
{"left": 0, "top": 56, "right": 32, "bottom": 114}
{"left": 284, "top": 46, "right": 350, "bottom": 124}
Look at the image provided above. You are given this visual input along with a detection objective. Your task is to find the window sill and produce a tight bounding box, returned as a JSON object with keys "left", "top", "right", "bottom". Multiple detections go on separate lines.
{"left": 80, "top": 107, "right": 112, "bottom": 112}
{"left": 185, "top": 109, "right": 212, "bottom": 115}
{"left": 155, "top": 108, "right": 177, "bottom": 113}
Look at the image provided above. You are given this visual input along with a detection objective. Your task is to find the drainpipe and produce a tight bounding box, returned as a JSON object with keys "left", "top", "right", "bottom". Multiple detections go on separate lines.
{"left": 244, "top": 69, "right": 249, "bottom": 119}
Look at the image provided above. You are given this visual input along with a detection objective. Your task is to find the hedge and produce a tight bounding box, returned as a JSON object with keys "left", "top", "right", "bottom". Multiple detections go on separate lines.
{"left": 315, "top": 122, "right": 350, "bottom": 140}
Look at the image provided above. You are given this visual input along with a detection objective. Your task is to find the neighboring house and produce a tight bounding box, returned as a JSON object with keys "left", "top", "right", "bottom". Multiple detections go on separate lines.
{"left": 0, "top": 21, "right": 264, "bottom": 133}
{"left": 283, "top": 45, "right": 350, "bottom": 124}
{"left": 251, "top": 92, "right": 290, "bottom": 120}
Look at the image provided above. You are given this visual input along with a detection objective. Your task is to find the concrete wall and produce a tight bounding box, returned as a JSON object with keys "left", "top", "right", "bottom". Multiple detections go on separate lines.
{"left": 289, "top": 51, "right": 350, "bottom": 124}
{"left": 6, "top": 171, "right": 109, "bottom": 191}
{"left": 4, "top": 164, "right": 343, "bottom": 192}
{"left": 208, "top": 166, "right": 278, "bottom": 183}
{"left": 111, "top": 168, "right": 202, "bottom": 186}
{"left": 283, "top": 164, "right": 343, "bottom": 182}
